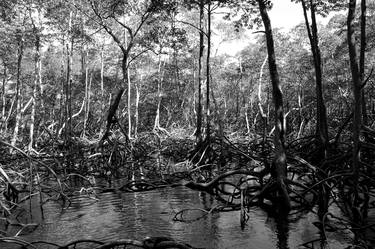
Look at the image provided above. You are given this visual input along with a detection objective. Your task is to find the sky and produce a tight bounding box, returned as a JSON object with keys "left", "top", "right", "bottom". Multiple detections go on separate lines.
{"left": 269, "top": 0, "right": 304, "bottom": 30}
{"left": 214, "top": 0, "right": 328, "bottom": 56}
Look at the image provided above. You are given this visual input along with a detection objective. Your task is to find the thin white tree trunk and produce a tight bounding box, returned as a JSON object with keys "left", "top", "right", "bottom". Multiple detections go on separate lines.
{"left": 101, "top": 45, "right": 105, "bottom": 116}
{"left": 83, "top": 50, "right": 89, "bottom": 136}
{"left": 127, "top": 65, "right": 131, "bottom": 138}
{"left": 154, "top": 57, "right": 162, "bottom": 130}
{"left": 1, "top": 64, "right": 7, "bottom": 132}
{"left": 64, "top": 8, "right": 73, "bottom": 144}
{"left": 29, "top": 46, "right": 40, "bottom": 151}
{"left": 11, "top": 29, "right": 24, "bottom": 149}
{"left": 134, "top": 81, "right": 140, "bottom": 137}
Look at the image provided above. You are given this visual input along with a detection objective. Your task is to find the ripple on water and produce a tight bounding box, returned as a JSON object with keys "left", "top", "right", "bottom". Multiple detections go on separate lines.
{"left": 9, "top": 186, "right": 350, "bottom": 249}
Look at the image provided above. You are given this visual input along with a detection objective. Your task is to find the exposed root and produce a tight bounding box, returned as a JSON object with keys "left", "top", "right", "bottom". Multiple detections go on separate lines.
{"left": 0, "top": 236, "right": 201, "bottom": 249}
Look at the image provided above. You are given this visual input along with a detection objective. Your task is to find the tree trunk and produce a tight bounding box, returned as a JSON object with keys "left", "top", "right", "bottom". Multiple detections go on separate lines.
{"left": 195, "top": 0, "right": 204, "bottom": 143}
{"left": 347, "top": 0, "right": 368, "bottom": 239}
{"left": 258, "top": 0, "right": 290, "bottom": 211}
{"left": 87, "top": 73, "right": 92, "bottom": 130}
{"left": 258, "top": 54, "right": 268, "bottom": 141}
{"left": 58, "top": 39, "right": 65, "bottom": 135}
{"left": 1, "top": 63, "right": 7, "bottom": 132}
{"left": 64, "top": 9, "right": 73, "bottom": 147}
{"left": 301, "top": 0, "right": 330, "bottom": 219}
{"left": 5, "top": 97, "right": 16, "bottom": 134}
{"left": 88, "top": 0, "right": 151, "bottom": 140}
{"left": 122, "top": 36, "right": 132, "bottom": 138}
{"left": 154, "top": 54, "right": 165, "bottom": 130}
{"left": 134, "top": 81, "right": 140, "bottom": 137}
{"left": 347, "top": 0, "right": 361, "bottom": 183}
{"left": 29, "top": 30, "right": 41, "bottom": 151}
{"left": 83, "top": 50, "right": 89, "bottom": 136}
{"left": 206, "top": 0, "right": 212, "bottom": 141}
{"left": 101, "top": 44, "right": 105, "bottom": 128}
{"left": 210, "top": 85, "right": 225, "bottom": 169}
{"left": 38, "top": 46, "right": 44, "bottom": 111}
{"left": 297, "top": 83, "right": 304, "bottom": 138}
{"left": 83, "top": 71, "right": 92, "bottom": 136}
{"left": 301, "top": 0, "right": 329, "bottom": 158}
{"left": 99, "top": 88, "right": 125, "bottom": 146}
{"left": 360, "top": 0, "right": 367, "bottom": 125}
{"left": 11, "top": 30, "right": 24, "bottom": 149}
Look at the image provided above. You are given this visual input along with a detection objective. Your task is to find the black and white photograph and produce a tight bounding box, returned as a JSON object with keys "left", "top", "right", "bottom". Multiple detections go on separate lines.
{"left": 0, "top": 0, "right": 374, "bottom": 248}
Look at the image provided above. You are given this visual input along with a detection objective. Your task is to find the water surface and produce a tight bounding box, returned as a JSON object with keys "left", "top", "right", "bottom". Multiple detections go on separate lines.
{"left": 4, "top": 186, "right": 350, "bottom": 249}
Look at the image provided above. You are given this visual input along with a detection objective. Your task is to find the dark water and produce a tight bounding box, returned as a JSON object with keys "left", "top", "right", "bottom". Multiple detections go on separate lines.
{"left": 4, "top": 186, "right": 350, "bottom": 249}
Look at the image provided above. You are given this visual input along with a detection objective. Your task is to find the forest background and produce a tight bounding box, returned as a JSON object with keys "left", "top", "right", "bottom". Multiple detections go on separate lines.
{"left": 1, "top": 0, "right": 375, "bottom": 247}
{"left": 1, "top": 0, "right": 373, "bottom": 149}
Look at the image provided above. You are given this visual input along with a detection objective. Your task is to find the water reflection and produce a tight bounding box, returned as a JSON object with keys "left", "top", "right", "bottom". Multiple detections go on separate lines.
{"left": 274, "top": 213, "right": 289, "bottom": 249}
{"left": 3, "top": 187, "right": 350, "bottom": 249}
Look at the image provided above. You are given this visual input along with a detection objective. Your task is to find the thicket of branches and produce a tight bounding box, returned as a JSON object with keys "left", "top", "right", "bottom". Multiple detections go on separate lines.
{"left": 1, "top": 0, "right": 375, "bottom": 248}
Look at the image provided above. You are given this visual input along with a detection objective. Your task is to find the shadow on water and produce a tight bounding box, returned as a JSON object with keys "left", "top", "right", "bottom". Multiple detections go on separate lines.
{"left": 1, "top": 185, "right": 351, "bottom": 249}
{"left": 275, "top": 213, "right": 289, "bottom": 249}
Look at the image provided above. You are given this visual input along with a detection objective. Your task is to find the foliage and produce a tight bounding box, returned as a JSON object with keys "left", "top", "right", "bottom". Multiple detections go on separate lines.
{"left": 0, "top": 0, "right": 375, "bottom": 247}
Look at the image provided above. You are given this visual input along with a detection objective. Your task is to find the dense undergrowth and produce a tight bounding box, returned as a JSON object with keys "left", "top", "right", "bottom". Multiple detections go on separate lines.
{"left": 0, "top": 128, "right": 375, "bottom": 248}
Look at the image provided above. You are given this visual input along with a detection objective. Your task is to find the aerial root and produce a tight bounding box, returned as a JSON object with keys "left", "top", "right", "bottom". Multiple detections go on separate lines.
{"left": 173, "top": 206, "right": 218, "bottom": 222}
{"left": 0, "top": 237, "right": 201, "bottom": 249}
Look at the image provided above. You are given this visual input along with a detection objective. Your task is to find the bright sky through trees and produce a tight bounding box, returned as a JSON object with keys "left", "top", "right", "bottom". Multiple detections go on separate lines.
{"left": 215, "top": 0, "right": 331, "bottom": 56}
{"left": 269, "top": 0, "right": 304, "bottom": 29}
